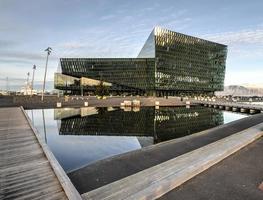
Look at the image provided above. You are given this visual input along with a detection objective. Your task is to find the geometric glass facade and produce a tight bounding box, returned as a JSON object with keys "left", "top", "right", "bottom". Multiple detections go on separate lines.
{"left": 55, "top": 27, "right": 227, "bottom": 96}
{"left": 55, "top": 58, "right": 155, "bottom": 95}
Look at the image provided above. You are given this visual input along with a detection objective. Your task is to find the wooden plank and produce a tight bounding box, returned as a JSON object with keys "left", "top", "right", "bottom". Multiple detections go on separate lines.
{"left": 2, "top": 173, "right": 57, "bottom": 191}
{"left": 82, "top": 122, "right": 263, "bottom": 200}
{"left": 21, "top": 107, "right": 83, "bottom": 200}
{"left": 2, "top": 180, "right": 62, "bottom": 199}
{"left": 0, "top": 130, "right": 35, "bottom": 139}
{"left": 0, "top": 124, "right": 31, "bottom": 131}
{"left": 0, "top": 152, "right": 45, "bottom": 168}
{"left": 0, "top": 145, "right": 42, "bottom": 157}
{"left": 0, "top": 107, "right": 74, "bottom": 200}
{"left": 0, "top": 140, "right": 37, "bottom": 151}
{"left": 1, "top": 168, "right": 54, "bottom": 186}
{"left": 0, "top": 143, "right": 40, "bottom": 155}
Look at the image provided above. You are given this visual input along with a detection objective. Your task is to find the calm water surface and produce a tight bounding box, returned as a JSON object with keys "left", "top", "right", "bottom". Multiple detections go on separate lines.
{"left": 26, "top": 106, "right": 247, "bottom": 172}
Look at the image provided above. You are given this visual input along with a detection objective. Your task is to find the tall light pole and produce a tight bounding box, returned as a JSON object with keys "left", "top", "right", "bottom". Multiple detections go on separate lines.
{"left": 26, "top": 72, "right": 30, "bottom": 95}
{"left": 41, "top": 47, "right": 52, "bottom": 101}
{"left": 6, "top": 77, "right": 9, "bottom": 95}
{"left": 31, "top": 65, "right": 36, "bottom": 96}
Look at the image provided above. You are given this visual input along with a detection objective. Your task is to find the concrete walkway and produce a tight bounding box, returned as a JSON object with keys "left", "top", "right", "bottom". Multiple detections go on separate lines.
{"left": 0, "top": 107, "right": 81, "bottom": 200}
{"left": 159, "top": 137, "right": 263, "bottom": 200}
{"left": 81, "top": 122, "right": 263, "bottom": 200}
{"left": 0, "top": 96, "right": 186, "bottom": 109}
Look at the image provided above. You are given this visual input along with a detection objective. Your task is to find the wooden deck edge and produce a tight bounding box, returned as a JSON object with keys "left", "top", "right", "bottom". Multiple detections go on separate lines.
{"left": 20, "top": 107, "right": 82, "bottom": 200}
{"left": 82, "top": 122, "right": 263, "bottom": 200}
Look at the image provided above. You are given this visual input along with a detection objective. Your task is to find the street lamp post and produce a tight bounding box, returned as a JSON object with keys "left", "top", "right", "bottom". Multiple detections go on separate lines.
{"left": 41, "top": 47, "right": 52, "bottom": 101}
{"left": 31, "top": 65, "right": 36, "bottom": 96}
{"left": 6, "top": 77, "right": 9, "bottom": 95}
{"left": 26, "top": 72, "right": 30, "bottom": 95}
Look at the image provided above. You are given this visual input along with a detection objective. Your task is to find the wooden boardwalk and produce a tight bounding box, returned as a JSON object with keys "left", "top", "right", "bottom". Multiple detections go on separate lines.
{"left": 0, "top": 107, "right": 81, "bottom": 200}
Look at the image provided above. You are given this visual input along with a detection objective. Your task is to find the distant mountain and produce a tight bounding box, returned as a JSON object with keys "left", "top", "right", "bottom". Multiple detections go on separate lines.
{"left": 216, "top": 84, "right": 263, "bottom": 96}
{"left": 242, "top": 83, "right": 263, "bottom": 89}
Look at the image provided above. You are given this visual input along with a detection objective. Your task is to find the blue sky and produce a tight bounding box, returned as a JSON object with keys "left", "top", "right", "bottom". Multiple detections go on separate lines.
{"left": 0, "top": 0, "right": 263, "bottom": 90}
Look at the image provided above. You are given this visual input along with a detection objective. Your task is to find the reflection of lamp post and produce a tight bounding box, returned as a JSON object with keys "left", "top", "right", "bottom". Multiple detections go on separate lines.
{"left": 31, "top": 110, "right": 34, "bottom": 125}
{"left": 42, "top": 109, "right": 47, "bottom": 144}
{"left": 31, "top": 65, "right": 36, "bottom": 96}
{"left": 80, "top": 78, "right": 83, "bottom": 96}
{"left": 41, "top": 47, "right": 52, "bottom": 101}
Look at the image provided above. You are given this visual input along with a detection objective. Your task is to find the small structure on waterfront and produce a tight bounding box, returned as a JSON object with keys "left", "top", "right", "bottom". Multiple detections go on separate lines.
{"left": 120, "top": 100, "right": 141, "bottom": 107}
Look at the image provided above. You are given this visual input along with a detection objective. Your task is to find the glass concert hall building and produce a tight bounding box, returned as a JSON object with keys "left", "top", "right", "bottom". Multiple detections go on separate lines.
{"left": 55, "top": 27, "right": 227, "bottom": 96}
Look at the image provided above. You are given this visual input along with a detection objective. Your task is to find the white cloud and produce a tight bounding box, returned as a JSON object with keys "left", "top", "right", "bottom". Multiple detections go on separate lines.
{"left": 100, "top": 14, "right": 116, "bottom": 21}
{"left": 162, "top": 17, "right": 192, "bottom": 30}
{"left": 201, "top": 27, "right": 263, "bottom": 59}
{"left": 225, "top": 69, "right": 263, "bottom": 86}
{"left": 0, "top": 50, "right": 57, "bottom": 62}
{"left": 59, "top": 42, "right": 86, "bottom": 49}
{"left": 202, "top": 28, "right": 263, "bottom": 45}
{"left": 0, "top": 40, "right": 19, "bottom": 47}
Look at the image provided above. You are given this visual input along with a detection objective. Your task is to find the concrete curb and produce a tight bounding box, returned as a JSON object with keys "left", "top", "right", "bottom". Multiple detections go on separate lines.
{"left": 21, "top": 107, "right": 82, "bottom": 200}
{"left": 82, "top": 122, "right": 263, "bottom": 200}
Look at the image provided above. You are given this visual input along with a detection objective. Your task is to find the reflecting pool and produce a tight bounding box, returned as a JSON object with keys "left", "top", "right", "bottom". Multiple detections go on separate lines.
{"left": 26, "top": 106, "right": 247, "bottom": 172}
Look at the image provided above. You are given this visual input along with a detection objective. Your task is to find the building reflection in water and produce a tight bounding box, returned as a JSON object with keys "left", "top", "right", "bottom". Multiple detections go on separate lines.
{"left": 56, "top": 106, "right": 224, "bottom": 146}
{"left": 27, "top": 107, "right": 247, "bottom": 172}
